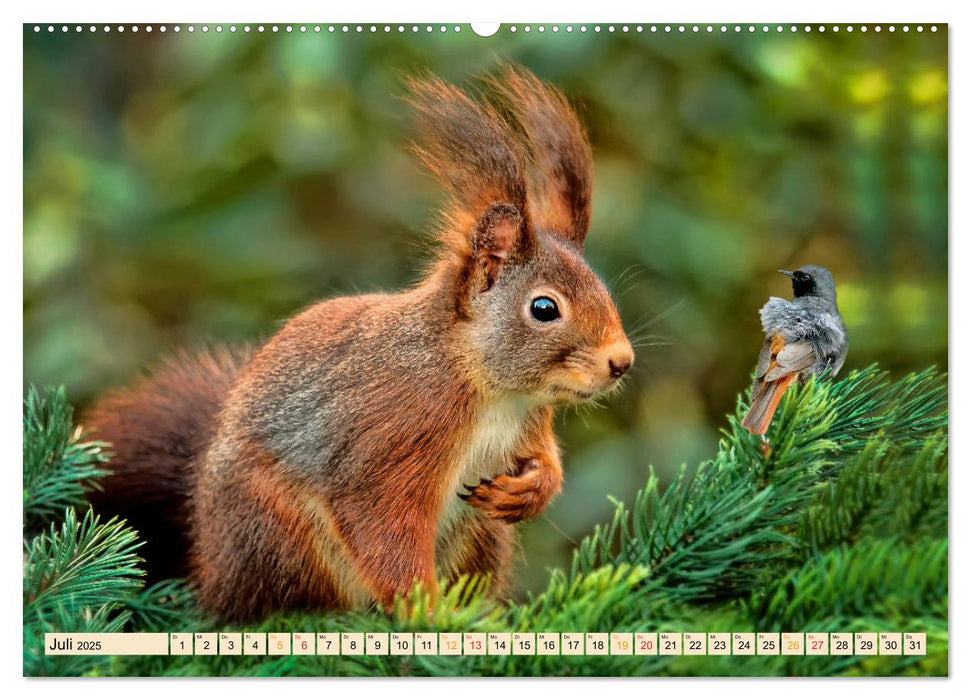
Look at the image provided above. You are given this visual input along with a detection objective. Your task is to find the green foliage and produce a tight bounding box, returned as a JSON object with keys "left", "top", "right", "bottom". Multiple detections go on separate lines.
{"left": 23, "top": 507, "right": 144, "bottom": 676}
{"left": 22, "top": 383, "right": 191, "bottom": 676}
{"left": 23, "top": 385, "right": 110, "bottom": 532}
{"left": 126, "top": 580, "right": 200, "bottom": 633}
{"left": 22, "top": 367, "right": 947, "bottom": 676}
{"left": 573, "top": 366, "right": 946, "bottom": 587}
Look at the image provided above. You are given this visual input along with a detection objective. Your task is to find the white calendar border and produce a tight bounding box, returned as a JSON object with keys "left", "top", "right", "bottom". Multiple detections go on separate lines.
{"left": 5, "top": 0, "right": 962, "bottom": 695}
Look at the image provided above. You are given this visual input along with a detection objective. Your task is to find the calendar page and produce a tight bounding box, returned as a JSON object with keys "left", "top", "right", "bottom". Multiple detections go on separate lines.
{"left": 22, "top": 16, "right": 948, "bottom": 679}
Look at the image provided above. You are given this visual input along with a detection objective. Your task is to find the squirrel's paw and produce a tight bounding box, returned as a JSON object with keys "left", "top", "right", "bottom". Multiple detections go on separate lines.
{"left": 457, "top": 458, "right": 560, "bottom": 523}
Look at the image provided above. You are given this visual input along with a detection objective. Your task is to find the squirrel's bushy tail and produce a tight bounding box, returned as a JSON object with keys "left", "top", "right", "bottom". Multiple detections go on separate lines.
{"left": 84, "top": 347, "right": 251, "bottom": 580}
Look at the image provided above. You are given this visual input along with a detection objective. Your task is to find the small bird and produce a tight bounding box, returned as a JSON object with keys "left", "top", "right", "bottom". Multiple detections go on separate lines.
{"left": 741, "top": 265, "right": 849, "bottom": 436}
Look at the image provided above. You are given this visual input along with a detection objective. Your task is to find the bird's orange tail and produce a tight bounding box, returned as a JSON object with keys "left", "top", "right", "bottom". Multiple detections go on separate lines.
{"left": 741, "top": 373, "right": 797, "bottom": 436}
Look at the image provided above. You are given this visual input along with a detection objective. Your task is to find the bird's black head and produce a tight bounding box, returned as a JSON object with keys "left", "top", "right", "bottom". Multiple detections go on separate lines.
{"left": 779, "top": 265, "right": 837, "bottom": 301}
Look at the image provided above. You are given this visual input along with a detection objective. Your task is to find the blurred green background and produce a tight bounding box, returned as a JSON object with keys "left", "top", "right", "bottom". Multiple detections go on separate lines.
{"left": 24, "top": 25, "right": 947, "bottom": 596}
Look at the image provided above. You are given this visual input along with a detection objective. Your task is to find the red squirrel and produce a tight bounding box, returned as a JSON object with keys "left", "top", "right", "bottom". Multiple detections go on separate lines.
{"left": 85, "top": 67, "right": 634, "bottom": 622}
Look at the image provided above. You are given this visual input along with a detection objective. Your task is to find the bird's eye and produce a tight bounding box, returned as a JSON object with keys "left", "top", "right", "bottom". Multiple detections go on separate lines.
{"left": 530, "top": 296, "right": 560, "bottom": 322}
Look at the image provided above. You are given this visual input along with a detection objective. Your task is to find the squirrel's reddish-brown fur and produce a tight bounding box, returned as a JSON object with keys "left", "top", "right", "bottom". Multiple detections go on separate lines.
{"left": 84, "top": 66, "right": 634, "bottom": 622}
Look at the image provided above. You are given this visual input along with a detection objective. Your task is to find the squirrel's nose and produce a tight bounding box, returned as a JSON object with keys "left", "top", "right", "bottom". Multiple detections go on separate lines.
{"left": 608, "top": 357, "right": 631, "bottom": 379}
{"left": 601, "top": 337, "right": 634, "bottom": 381}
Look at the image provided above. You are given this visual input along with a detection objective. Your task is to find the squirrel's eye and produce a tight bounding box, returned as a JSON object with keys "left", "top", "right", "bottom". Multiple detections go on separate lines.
{"left": 530, "top": 296, "right": 560, "bottom": 323}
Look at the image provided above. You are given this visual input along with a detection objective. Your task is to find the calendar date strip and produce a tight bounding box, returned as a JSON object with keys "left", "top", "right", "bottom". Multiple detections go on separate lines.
{"left": 45, "top": 631, "right": 927, "bottom": 657}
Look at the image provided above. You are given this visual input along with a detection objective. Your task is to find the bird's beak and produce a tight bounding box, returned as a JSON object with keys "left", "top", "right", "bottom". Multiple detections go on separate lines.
{"left": 778, "top": 269, "right": 795, "bottom": 278}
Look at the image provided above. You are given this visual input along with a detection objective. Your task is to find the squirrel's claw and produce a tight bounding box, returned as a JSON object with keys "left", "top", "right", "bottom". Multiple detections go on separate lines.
{"left": 457, "top": 481, "right": 486, "bottom": 500}
{"left": 459, "top": 464, "right": 559, "bottom": 524}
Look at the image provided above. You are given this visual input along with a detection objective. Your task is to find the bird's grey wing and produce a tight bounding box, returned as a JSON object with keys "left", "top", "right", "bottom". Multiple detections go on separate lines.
{"left": 764, "top": 340, "right": 817, "bottom": 382}
{"left": 754, "top": 336, "right": 773, "bottom": 381}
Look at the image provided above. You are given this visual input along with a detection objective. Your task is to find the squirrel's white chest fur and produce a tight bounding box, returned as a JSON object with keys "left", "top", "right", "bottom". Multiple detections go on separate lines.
{"left": 462, "top": 397, "right": 534, "bottom": 480}
{"left": 440, "top": 396, "right": 536, "bottom": 528}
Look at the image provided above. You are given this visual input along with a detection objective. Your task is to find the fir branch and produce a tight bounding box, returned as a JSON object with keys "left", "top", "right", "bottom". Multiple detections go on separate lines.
{"left": 799, "top": 440, "right": 889, "bottom": 553}
{"left": 23, "top": 385, "right": 110, "bottom": 532}
{"left": 801, "top": 436, "right": 947, "bottom": 553}
{"left": 24, "top": 600, "right": 132, "bottom": 677}
{"left": 746, "top": 537, "right": 947, "bottom": 632}
{"left": 861, "top": 436, "right": 948, "bottom": 542}
{"left": 573, "top": 366, "right": 948, "bottom": 605}
{"left": 24, "top": 508, "right": 144, "bottom": 619}
{"left": 23, "top": 508, "right": 145, "bottom": 676}
{"left": 126, "top": 579, "right": 198, "bottom": 632}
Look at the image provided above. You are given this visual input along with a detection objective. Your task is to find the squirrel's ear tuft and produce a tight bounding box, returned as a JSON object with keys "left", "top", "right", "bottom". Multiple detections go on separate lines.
{"left": 471, "top": 203, "right": 533, "bottom": 292}
{"left": 487, "top": 65, "right": 593, "bottom": 248}
{"left": 404, "top": 75, "right": 531, "bottom": 259}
